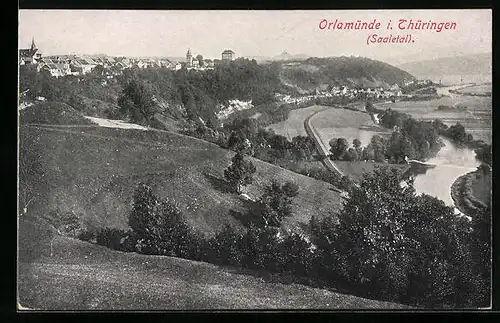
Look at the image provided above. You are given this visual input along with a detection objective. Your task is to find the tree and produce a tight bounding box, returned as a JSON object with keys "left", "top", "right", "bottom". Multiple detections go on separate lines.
{"left": 343, "top": 147, "right": 359, "bottom": 161}
{"left": 361, "top": 145, "right": 375, "bottom": 161}
{"left": 282, "top": 181, "right": 299, "bottom": 198}
{"left": 127, "top": 183, "right": 195, "bottom": 257}
{"left": 239, "top": 224, "right": 281, "bottom": 270}
{"left": 118, "top": 79, "right": 157, "bottom": 124}
{"left": 224, "top": 151, "right": 257, "bottom": 194}
{"left": 432, "top": 118, "right": 449, "bottom": 134}
{"left": 365, "top": 101, "right": 376, "bottom": 113}
{"left": 339, "top": 175, "right": 353, "bottom": 191}
{"left": 353, "top": 138, "right": 362, "bottom": 149}
{"left": 469, "top": 205, "right": 491, "bottom": 306}
{"left": 312, "top": 167, "right": 484, "bottom": 307}
{"left": 257, "top": 180, "right": 299, "bottom": 227}
{"left": 445, "top": 123, "right": 468, "bottom": 146}
{"left": 386, "top": 131, "right": 416, "bottom": 163}
{"left": 475, "top": 144, "right": 492, "bottom": 166}
{"left": 330, "top": 137, "right": 348, "bottom": 160}
{"left": 279, "top": 233, "right": 315, "bottom": 276}
{"left": 196, "top": 54, "right": 204, "bottom": 67}
{"left": 367, "top": 135, "right": 387, "bottom": 162}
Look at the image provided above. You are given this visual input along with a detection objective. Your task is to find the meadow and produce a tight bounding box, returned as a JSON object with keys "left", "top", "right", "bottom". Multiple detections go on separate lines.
{"left": 375, "top": 95, "right": 492, "bottom": 144}
{"left": 310, "top": 107, "right": 391, "bottom": 147}
{"left": 268, "top": 105, "right": 330, "bottom": 139}
{"left": 455, "top": 84, "right": 492, "bottom": 95}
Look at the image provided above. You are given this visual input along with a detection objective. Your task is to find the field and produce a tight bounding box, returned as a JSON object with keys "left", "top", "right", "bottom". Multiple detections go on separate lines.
{"left": 310, "top": 107, "right": 391, "bottom": 147}
{"left": 455, "top": 84, "right": 492, "bottom": 96}
{"left": 269, "top": 104, "right": 392, "bottom": 147}
{"left": 268, "top": 105, "right": 330, "bottom": 139}
{"left": 375, "top": 95, "right": 492, "bottom": 144}
{"left": 18, "top": 217, "right": 409, "bottom": 310}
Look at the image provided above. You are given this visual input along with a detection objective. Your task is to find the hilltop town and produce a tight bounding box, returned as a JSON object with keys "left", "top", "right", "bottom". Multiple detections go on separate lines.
{"left": 19, "top": 39, "right": 236, "bottom": 78}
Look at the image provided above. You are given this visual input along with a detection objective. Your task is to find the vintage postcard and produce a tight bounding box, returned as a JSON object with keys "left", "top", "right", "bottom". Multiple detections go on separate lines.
{"left": 18, "top": 9, "right": 492, "bottom": 310}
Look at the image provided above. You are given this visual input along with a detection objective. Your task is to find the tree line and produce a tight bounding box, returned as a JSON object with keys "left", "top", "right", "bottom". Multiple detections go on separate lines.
{"left": 85, "top": 163, "right": 490, "bottom": 308}
{"left": 329, "top": 105, "right": 491, "bottom": 165}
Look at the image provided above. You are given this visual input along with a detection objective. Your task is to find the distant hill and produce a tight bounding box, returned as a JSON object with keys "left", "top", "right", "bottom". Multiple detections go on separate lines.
{"left": 243, "top": 55, "right": 272, "bottom": 62}
{"left": 280, "top": 56, "right": 415, "bottom": 91}
{"left": 397, "top": 53, "right": 492, "bottom": 85}
{"left": 271, "top": 51, "right": 310, "bottom": 62}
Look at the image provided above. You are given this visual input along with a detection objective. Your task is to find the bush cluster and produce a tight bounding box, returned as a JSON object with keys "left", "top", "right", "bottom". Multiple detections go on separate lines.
{"left": 93, "top": 171, "right": 490, "bottom": 308}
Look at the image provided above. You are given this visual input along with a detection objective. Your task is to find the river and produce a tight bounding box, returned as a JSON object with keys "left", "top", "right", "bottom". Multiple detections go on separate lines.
{"left": 383, "top": 84, "right": 489, "bottom": 211}
{"left": 269, "top": 84, "right": 489, "bottom": 211}
{"left": 412, "top": 137, "right": 480, "bottom": 209}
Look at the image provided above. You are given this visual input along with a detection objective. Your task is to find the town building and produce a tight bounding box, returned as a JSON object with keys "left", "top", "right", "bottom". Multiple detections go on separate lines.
{"left": 203, "top": 59, "right": 215, "bottom": 69}
{"left": 191, "top": 58, "right": 200, "bottom": 68}
{"left": 36, "top": 58, "right": 71, "bottom": 78}
{"left": 221, "top": 49, "right": 235, "bottom": 61}
{"left": 19, "top": 38, "right": 42, "bottom": 65}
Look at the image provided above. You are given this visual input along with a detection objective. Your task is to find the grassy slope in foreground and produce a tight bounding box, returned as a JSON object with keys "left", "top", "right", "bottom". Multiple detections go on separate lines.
{"left": 18, "top": 217, "right": 409, "bottom": 310}
{"left": 20, "top": 124, "right": 344, "bottom": 238}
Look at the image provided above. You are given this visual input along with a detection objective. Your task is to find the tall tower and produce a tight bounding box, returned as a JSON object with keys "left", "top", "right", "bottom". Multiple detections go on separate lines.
{"left": 30, "top": 37, "right": 37, "bottom": 52}
{"left": 186, "top": 48, "right": 192, "bottom": 67}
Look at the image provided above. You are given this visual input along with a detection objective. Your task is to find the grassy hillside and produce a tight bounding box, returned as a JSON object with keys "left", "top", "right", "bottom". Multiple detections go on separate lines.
{"left": 18, "top": 217, "right": 409, "bottom": 310}
{"left": 19, "top": 124, "right": 344, "bottom": 238}
{"left": 20, "top": 102, "right": 95, "bottom": 125}
{"left": 18, "top": 122, "right": 414, "bottom": 310}
{"left": 280, "top": 56, "right": 415, "bottom": 91}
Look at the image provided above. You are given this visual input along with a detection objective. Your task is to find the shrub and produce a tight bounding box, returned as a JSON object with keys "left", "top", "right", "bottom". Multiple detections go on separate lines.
{"left": 127, "top": 183, "right": 197, "bottom": 257}
{"left": 209, "top": 224, "right": 245, "bottom": 266}
{"left": 96, "top": 228, "right": 130, "bottom": 251}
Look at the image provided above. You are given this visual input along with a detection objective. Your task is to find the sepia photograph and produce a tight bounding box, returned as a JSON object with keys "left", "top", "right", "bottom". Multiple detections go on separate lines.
{"left": 17, "top": 9, "right": 492, "bottom": 310}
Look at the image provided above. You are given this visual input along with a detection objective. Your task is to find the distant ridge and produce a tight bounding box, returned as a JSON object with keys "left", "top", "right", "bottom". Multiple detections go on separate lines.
{"left": 397, "top": 52, "right": 492, "bottom": 84}
{"left": 271, "top": 51, "right": 310, "bottom": 61}
{"left": 279, "top": 56, "right": 415, "bottom": 91}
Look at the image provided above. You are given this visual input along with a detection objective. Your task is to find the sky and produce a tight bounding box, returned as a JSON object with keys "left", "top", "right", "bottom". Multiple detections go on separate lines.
{"left": 19, "top": 9, "right": 492, "bottom": 64}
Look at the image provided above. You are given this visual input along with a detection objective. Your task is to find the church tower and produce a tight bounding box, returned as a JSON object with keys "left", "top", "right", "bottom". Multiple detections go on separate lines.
{"left": 186, "top": 48, "right": 192, "bottom": 67}
{"left": 30, "top": 37, "right": 37, "bottom": 52}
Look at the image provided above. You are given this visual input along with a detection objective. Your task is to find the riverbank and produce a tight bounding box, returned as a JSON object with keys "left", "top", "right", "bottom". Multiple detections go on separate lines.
{"left": 451, "top": 167, "right": 491, "bottom": 217}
